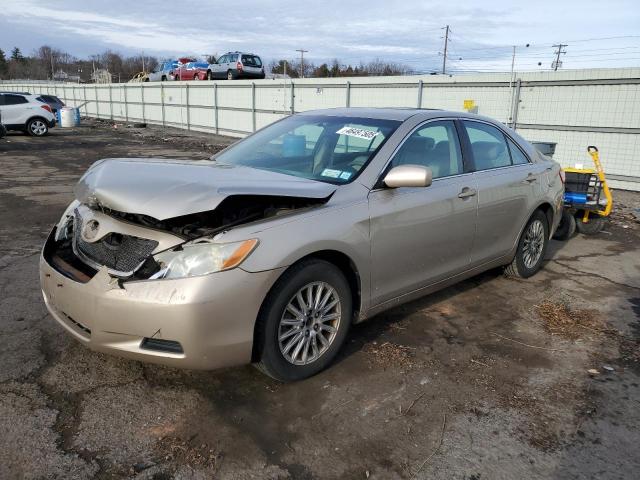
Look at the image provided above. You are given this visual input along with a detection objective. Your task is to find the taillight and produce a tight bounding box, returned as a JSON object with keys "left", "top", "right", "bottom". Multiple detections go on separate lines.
{"left": 41, "top": 104, "right": 52, "bottom": 113}
{"left": 559, "top": 169, "right": 565, "bottom": 184}
{"left": 236, "top": 61, "right": 243, "bottom": 71}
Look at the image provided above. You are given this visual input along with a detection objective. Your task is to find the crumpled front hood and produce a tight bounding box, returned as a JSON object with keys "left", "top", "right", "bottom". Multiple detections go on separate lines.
{"left": 74, "top": 158, "right": 337, "bottom": 220}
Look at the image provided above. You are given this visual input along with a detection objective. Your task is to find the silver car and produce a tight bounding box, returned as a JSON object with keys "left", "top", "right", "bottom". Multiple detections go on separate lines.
{"left": 207, "top": 52, "right": 265, "bottom": 80}
{"left": 40, "top": 108, "right": 563, "bottom": 381}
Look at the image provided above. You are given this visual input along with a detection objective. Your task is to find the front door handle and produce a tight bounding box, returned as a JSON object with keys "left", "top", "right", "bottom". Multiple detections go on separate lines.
{"left": 458, "top": 187, "right": 477, "bottom": 199}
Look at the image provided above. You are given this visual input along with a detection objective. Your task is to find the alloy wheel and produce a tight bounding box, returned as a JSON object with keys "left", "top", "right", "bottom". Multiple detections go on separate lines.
{"left": 522, "top": 219, "right": 545, "bottom": 268}
{"left": 278, "top": 281, "right": 341, "bottom": 366}
{"left": 29, "top": 120, "right": 47, "bottom": 136}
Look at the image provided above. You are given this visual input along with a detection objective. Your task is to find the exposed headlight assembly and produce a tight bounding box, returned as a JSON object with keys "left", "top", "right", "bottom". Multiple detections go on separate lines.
{"left": 54, "top": 200, "right": 80, "bottom": 241}
{"left": 151, "top": 239, "right": 258, "bottom": 279}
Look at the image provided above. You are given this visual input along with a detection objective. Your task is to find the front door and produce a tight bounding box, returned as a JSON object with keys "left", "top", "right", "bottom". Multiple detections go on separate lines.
{"left": 369, "top": 120, "right": 477, "bottom": 306}
{"left": 0, "top": 94, "right": 30, "bottom": 125}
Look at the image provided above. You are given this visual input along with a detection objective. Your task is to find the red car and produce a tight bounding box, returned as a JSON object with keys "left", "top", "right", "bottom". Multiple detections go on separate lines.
{"left": 174, "top": 58, "right": 209, "bottom": 81}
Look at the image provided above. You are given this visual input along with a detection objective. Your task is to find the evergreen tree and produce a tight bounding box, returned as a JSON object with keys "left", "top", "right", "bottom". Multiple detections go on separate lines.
{"left": 10, "top": 47, "right": 24, "bottom": 61}
{"left": 0, "top": 48, "right": 8, "bottom": 76}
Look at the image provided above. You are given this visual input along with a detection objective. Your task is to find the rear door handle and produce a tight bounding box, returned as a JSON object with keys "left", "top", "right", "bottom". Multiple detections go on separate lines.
{"left": 458, "top": 187, "right": 477, "bottom": 199}
{"left": 522, "top": 173, "right": 537, "bottom": 183}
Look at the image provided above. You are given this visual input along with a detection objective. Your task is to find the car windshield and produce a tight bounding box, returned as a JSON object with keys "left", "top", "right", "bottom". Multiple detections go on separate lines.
{"left": 215, "top": 115, "right": 400, "bottom": 184}
{"left": 241, "top": 55, "right": 262, "bottom": 67}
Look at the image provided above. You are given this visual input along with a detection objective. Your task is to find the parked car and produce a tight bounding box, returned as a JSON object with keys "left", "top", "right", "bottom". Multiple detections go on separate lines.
{"left": 0, "top": 92, "right": 56, "bottom": 136}
{"left": 175, "top": 60, "right": 209, "bottom": 81}
{"left": 36, "top": 94, "right": 65, "bottom": 114}
{"left": 207, "top": 52, "right": 265, "bottom": 80}
{"left": 40, "top": 108, "right": 563, "bottom": 381}
{"left": 147, "top": 60, "right": 179, "bottom": 81}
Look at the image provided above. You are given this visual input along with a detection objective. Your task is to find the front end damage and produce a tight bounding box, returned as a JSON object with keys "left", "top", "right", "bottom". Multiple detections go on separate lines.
{"left": 40, "top": 158, "right": 334, "bottom": 369}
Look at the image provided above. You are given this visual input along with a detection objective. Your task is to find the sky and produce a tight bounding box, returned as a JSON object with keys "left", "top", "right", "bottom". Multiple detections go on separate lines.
{"left": 1, "top": 0, "right": 639, "bottom": 73}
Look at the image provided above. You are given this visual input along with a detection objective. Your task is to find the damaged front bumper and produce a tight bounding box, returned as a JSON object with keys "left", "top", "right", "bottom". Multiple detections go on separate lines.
{"left": 40, "top": 230, "right": 285, "bottom": 370}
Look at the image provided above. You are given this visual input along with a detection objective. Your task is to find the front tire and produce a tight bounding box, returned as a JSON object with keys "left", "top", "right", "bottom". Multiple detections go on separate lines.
{"left": 505, "top": 210, "right": 549, "bottom": 278}
{"left": 27, "top": 118, "right": 49, "bottom": 137}
{"left": 255, "top": 259, "right": 352, "bottom": 382}
{"left": 206, "top": 70, "right": 213, "bottom": 80}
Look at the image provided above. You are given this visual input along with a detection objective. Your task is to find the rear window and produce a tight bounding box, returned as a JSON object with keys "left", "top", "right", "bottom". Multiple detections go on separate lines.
{"left": 241, "top": 55, "right": 262, "bottom": 67}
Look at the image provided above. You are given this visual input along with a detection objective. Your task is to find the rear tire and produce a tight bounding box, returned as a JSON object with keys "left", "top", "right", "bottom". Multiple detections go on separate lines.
{"left": 552, "top": 209, "right": 576, "bottom": 241}
{"left": 255, "top": 259, "right": 352, "bottom": 382}
{"left": 575, "top": 211, "right": 606, "bottom": 235}
{"left": 505, "top": 210, "right": 549, "bottom": 278}
{"left": 227, "top": 70, "right": 234, "bottom": 80}
{"left": 27, "top": 118, "right": 49, "bottom": 137}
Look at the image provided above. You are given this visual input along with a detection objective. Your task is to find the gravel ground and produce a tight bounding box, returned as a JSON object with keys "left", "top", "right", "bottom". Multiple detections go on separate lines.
{"left": 0, "top": 120, "right": 639, "bottom": 479}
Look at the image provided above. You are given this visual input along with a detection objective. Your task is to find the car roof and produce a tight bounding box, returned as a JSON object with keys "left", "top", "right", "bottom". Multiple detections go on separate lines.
{"left": 298, "top": 107, "right": 504, "bottom": 125}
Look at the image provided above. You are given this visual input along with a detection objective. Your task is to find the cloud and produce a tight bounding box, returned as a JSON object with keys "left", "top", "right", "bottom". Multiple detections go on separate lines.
{"left": 1, "top": 0, "right": 639, "bottom": 71}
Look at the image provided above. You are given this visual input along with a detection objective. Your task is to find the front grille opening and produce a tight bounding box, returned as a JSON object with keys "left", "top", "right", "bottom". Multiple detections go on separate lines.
{"left": 74, "top": 209, "right": 158, "bottom": 275}
{"left": 140, "top": 338, "right": 184, "bottom": 354}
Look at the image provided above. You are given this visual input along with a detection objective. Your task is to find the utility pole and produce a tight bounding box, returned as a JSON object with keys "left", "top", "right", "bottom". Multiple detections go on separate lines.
{"left": 441, "top": 25, "right": 450, "bottom": 74}
{"left": 552, "top": 43, "right": 568, "bottom": 71}
{"left": 296, "top": 49, "right": 308, "bottom": 78}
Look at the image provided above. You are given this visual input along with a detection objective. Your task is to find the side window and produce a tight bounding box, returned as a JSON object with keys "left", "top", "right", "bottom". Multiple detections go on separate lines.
{"left": 218, "top": 55, "right": 227, "bottom": 64}
{"left": 390, "top": 120, "right": 463, "bottom": 179}
{"left": 506, "top": 137, "right": 530, "bottom": 165}
{"left": 4, "top": 95, "right": 28, "bottom": 105}
{"left": 463, "top": 121, "right": 511, "bottom": 171}
{"left": 0, "top": 94, "right": 5, "bottom": 106}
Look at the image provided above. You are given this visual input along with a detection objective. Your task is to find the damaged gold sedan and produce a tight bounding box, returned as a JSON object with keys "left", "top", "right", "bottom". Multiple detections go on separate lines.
{"left": 41, "top": 108, "right": 563, "bottom": 381}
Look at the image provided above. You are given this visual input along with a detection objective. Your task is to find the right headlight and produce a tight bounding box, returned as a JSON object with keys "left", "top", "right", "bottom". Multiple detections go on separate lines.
{"left": 151, "top": 239, "right": 258, "bottom": 279}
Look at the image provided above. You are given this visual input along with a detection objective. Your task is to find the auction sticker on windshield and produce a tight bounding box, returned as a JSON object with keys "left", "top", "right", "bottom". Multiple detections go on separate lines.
{"left": 321, "top": 168, "right": 342, "bottom": 178}
{"left": 336, "top": 126, "right": 379, "bottom": 140}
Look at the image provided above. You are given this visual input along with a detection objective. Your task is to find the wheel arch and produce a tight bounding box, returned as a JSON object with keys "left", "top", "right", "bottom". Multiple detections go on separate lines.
{"left": 507, "top": 201, "right": 556, "bottom": 263}
{"left": 26, "top": 116, "right": 51, "bottom": 134}
{"left": 535, "top": 201, "right": 555, "bottom": 239}
{"left": 250, "top": 249, "right": 362, "bottom": 362}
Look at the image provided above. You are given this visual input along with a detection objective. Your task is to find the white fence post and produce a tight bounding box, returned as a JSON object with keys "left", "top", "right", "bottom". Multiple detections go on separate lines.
{"left": 251, "top": 82, "right": 256, "bottom": 132}
{"left": 214, "top": 83, "right": 219, "bottom": 135}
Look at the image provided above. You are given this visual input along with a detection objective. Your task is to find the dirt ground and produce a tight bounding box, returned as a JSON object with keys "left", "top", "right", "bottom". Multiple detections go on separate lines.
{"left": 1, "top": 120, "right": 639, "bottom": 480}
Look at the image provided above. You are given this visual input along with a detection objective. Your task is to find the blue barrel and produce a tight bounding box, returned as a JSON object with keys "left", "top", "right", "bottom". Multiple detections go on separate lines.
{"left": 564, "top": 192, "right": 588, "bottom": 204}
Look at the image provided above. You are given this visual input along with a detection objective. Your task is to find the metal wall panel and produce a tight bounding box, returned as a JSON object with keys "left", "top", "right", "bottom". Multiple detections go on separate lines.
{"left": 4, "top": 67, "right": 639, "bottom": 189}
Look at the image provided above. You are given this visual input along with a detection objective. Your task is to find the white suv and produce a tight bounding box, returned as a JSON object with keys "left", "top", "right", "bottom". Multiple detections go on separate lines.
{"left": 0, "top": 92, "right": 56, "bottom": 136}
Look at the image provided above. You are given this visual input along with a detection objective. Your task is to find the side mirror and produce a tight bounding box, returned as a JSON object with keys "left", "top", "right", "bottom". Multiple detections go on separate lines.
{"left": 383, "top": 165, "right": 432, "bottom": 188}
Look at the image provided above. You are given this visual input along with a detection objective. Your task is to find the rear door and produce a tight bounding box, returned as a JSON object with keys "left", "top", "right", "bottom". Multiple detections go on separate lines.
{"left": 368, "top": 119, "right": 477, "bottom": 306}
{"left": 241, "top": 54, "right": 263, "bottom": 76}
{"left": 459, "top": 119, "right": 545, "bottom": 265}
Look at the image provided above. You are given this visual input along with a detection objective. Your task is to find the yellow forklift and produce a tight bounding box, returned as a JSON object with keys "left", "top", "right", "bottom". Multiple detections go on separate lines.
{"left": 553, "top": 146, "right": 613, "bottom": 240}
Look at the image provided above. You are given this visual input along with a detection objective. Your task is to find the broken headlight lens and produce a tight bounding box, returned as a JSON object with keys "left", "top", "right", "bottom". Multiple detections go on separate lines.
{"left": 151, "top": 239, "right": 258, "bottom": 279}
